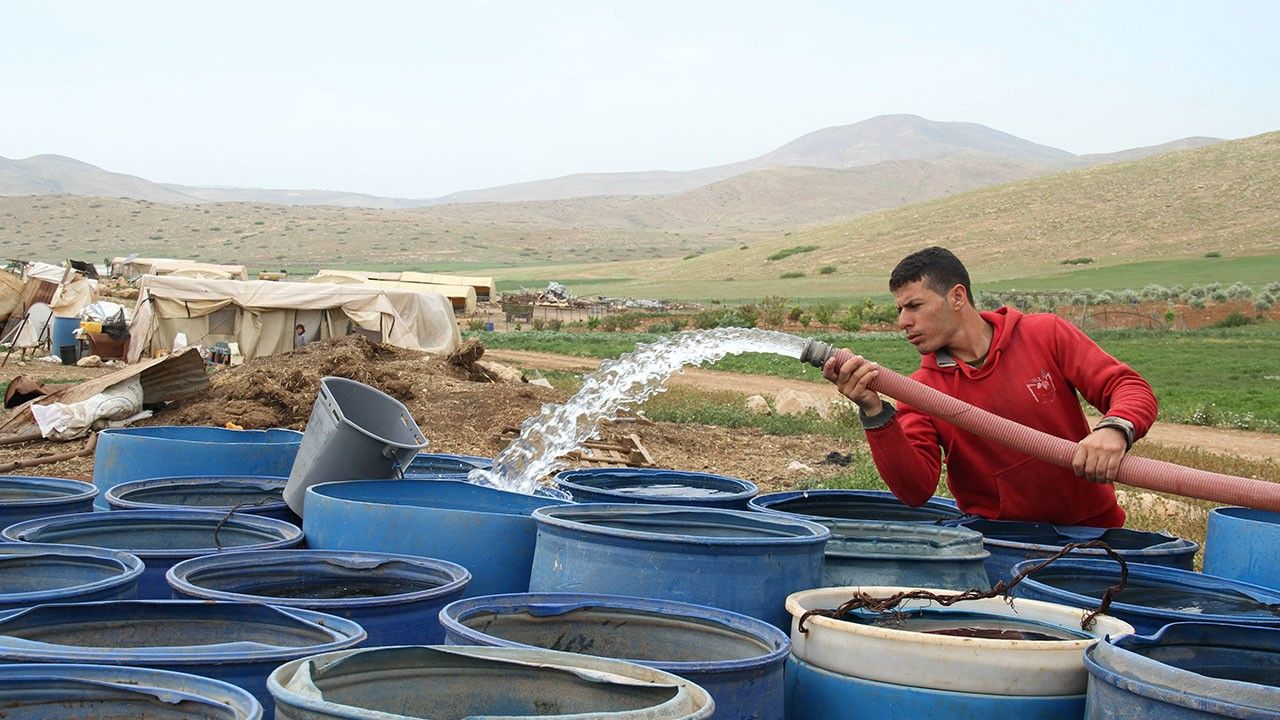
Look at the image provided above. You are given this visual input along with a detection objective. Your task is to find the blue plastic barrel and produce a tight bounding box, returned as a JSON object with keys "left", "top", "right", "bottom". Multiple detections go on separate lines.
{"left": 1011, "top": 557, "right": 1280, "bottom": 635}
{"left": 269, "top": 646, "right": 715, "bottom": 719}
{"left": 0, "top": 543, "right": 144, "bottom": 611}
{"left": 50, "top": 317, "right": 79, "bottom": 360}
{"left": 2, "top": 509, "right": 304, "bottom": 598}
{"left": 406, "top": 453, "right": 492, "bottom": 476}
{"left": 820, "top": 520, "right": 990, "bottom": 590}
{"left": 105, "top": 475, "right": 296, "bottom": 523}
{"left": 0, "top": 601, "right": 364, "bottom": 719}
{"left": 529, "top": 504, "right": 829, "bottom": 630}
{"left": 168, "top": 549, "right": 470, "bottom": 646}
{"left": 1084, "top": 622, "right": 1280, "bottom": 719}
{"left": 788, "top": 655, "right": 1085, "bottom": 720}
{"left": 303, "top": 479, "right": 570, "bottom": 597}
{"left": 947, "top": 518, "right": 1198, "bottom": 583}
{"left": 554, "top": 468, "right": 759, "bottom": 510}
{"left": 441, "top": 592, "right": 789, "bottom": 720}
{"left": 0, "top": 476, "right": 96, "bottom": 527}
{"left": 92, "top": 426, "right": 302, "bottom": 510}
{"left": 750, "top": 489, "right": 963, "bottom": 523}
{"left": 0, "top": 663, "right": 263, "bottom": 719}
{"left": 1205, "top": 507, "right": 1280, "bottom": 592}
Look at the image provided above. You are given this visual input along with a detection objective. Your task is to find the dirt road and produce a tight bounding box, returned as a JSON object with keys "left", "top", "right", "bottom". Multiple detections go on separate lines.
{"left": 487, "top": 349, "right": 1280, "bottom": 462}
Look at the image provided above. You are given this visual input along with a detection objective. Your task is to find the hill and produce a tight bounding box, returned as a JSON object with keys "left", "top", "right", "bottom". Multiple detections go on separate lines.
{"left": 489, "top": 131, "right": 1280, "bottom": 300}
{"left": 0, "top": 154, "right": 198, "bottom": 204}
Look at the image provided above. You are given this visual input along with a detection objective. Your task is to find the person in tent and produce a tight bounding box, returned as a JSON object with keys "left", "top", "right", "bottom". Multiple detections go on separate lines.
{"left": 294, "top": 323, "right": 310, "bottom": 348}
{"left": 822, "top": 246, "right": 1157, "bottom": 528}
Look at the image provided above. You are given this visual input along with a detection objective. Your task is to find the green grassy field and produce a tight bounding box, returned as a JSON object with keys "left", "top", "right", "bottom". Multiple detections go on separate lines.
{"left": 983, "top": 255, "right": 1280, "bottom": 292}
{"left": 474, "top": 323, "right": 1280, "bottom": 431}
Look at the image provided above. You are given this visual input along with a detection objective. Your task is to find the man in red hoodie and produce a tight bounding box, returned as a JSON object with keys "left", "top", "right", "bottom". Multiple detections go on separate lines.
{"left": 823, "top": 247, "right": 1158, "bottom": 527}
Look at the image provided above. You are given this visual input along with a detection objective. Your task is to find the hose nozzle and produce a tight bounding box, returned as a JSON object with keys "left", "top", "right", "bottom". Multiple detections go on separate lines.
{"left": 800, "top": 339, "right": 837, "bottom": 369}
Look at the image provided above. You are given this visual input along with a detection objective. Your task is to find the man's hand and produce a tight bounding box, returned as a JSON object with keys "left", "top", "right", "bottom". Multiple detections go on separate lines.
{"left": 823, "top": 352, "right": 884, "bottom": 416}
{"left": 1072, "top": 427, "right": 1129, "bottom": 483}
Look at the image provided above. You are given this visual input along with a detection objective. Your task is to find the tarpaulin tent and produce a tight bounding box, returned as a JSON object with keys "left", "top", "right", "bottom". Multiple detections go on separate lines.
{"left": 309, "top": 272, "right": 478, "bottom": 315}
{"left": 110, "top": 257, "right": 248, "bottom": 281}
{"left": 127, "top": 275, "right": 459, "bottom": 363}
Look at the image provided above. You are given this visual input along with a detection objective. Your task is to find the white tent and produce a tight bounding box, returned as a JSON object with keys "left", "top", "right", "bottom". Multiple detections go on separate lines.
{"left": 401, "top": 271, "right": 495, "bottom": 300}
{"left": 127, "top": 275, "right": 459, "bottom": 363}
{"left": 111, "top": 257, "right": 248, "bottom": 281}
{"left": 309, "top": 272, "right": 478, "bottom": 315}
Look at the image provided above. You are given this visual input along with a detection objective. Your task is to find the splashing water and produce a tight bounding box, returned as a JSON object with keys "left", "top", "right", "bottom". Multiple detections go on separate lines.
{"left": 469, "top": 328, "right": 812, "bottom": 495}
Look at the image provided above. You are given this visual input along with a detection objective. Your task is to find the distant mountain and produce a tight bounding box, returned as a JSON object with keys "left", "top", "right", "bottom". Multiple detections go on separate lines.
{"left": 1, "top": 116, "right": 1224, "bottom": 210}
{"left": 0, "top": 154, "right": 198, "bottom": 203}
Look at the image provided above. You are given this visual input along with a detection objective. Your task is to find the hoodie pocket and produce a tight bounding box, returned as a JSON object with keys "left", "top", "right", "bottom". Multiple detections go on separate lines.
{"left": 993, "top": 456, "right": 1115, "bottom": 525}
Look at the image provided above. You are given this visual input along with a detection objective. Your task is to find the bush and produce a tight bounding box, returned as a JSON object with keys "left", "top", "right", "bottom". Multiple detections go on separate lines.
{"left": 547, "top": 319, "right": 564, "bottom": 331}
{"left": 780, "top": 271, "right": 805, "bottom": 279}
{"left": 766, "top": 245, "right": 819, "bottom": 261}
{"left": 838, "top": 311, "right": 863, "bottom": 332}
{"left": 465, "top": 318, "right": 487, "bottom": 331}
{"left": 693, "top": 310, "right": 723, "bottom": 329}
{"left": 1226, "top": 282, "right": 1253, "bottom": 299}
{"left": 1204, "top": 251, "right": 1222, "bottom": 258}
{"left": 812, "top": 302, "right": 839, "bottom": 325}
{"left": 586, "top": 317, "right": 600, "bottom": 330}
{"left": 735, "top": 304, "right": 760, "bottom": 328}
{"left": 787, "top": 306, "right": 805, "bottom": 322}
{"left": 1255, "top": 298, "right": 1275, "bottom": 311}
{"left": 532, "top": 319, "right": 545, "bottom": 331}
{"left": 818, "top": 265, "right": 837, "bottom": 275}
{"left": 1211, "top": 311, "right": 1255, "bottom": 328}
{"left": 1189, "top": 297, "right": 1208, "bottom": 309}
{"left": 759, "top": 296, "right": 789, "bottom": 327}
{"left": 1060, "top": 257, "right": 1093, "bottom": 265}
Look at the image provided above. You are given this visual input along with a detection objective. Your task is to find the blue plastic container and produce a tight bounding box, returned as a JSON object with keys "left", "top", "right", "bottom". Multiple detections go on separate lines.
{"left": 406, "top": 453, "right": 492, "bottom": 476}
{"left": 1084, "top": 622, "right": 1280, "bottom": 719}
{"left": 1205, "top": 507, "right": 1280, "bottom": 592}
{"left": 750, "top": 489, "right": 964, "bottom": 523}
{"left": 92, "top": 426, "right": 302, "bottom": 510}
{"left": 303, "top": 479, "right": 570, "bottom": 597}
{"left": 820, "top": 520, "right": 990, "bottom": 590}
{"left": 0, "top": 662, "right": 263, "bottom": 719}
{"left": 1011, "top": 557, "right": 1280, "bottom": 635}
{"left": 530, "top": 504, "right": 829, "bottom": 630}
{"left": 2, "top": 509, "right": 304, "bottom": 599}
{"left": 787, "top": 655, "right": 1085, "bottom": 720}
{"left": 0, "top": 601, "right": 365, "bottom": 719}
{"left": 0, "top": 476, "right": 97, "bottom": 527}
{"left": 0, "top": 543, "right": 144, "bottom": 611}
{"left": 947, "top": 518, "right": 1198, "bottom": 583}
{"left": 268, "top": 645, "right": 715, "bottom": 719}
{"left": 105, "top": 475, "right": 297, "bottom": 523}
{"left": 441, "top": 592, "right": 790, "bottom": 720}
{"left": 555, "top": 468, "right": 759, "bottom": 510}
{"left": 50, "top": 316, "right": 79, "bottom": 361}
{"left": 168, "top": 549, "right": 470, "bottom": 646}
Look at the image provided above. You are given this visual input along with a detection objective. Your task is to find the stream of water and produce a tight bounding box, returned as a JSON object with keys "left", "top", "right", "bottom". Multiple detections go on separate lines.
{"left": 468, "top": 328, "right": 812, "bottom": 495}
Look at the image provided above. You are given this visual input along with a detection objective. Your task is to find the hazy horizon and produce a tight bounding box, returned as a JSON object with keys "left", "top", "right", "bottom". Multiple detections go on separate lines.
{"left": 3, "top": 1, "right": 1277, "bottom": 198}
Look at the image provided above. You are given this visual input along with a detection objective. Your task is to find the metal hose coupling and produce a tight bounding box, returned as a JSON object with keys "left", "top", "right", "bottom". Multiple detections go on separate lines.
{"left": 799, "top": 339, "right": 838, "bottom": 369}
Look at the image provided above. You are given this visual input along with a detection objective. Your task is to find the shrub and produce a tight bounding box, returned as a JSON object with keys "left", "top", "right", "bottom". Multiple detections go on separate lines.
{"left": 586, "top": 317, "right": 600, "bottom": 330}
{"left": 766, "top": 245, "right": 819, "bottom": 261}
{"left": 682, "top": 253, "right": 700, "bottom": 260}
{"left": 547, "top": 319, "right": 563, "bottom": 331}
{"left": 735, "top": 304, "right": 760, "bottom": 328}
{"left": 787, "top": 306, "right": 805, "bottom": 322}
{"left": 1209, "top": 289, "right": 1229, "bottom": 303}
{"left": 465, "top": 318, "right": 486, "bottom": 331}
{"left": 812, "top": 302, "right": 838, "bottom": 325}
{"left": 780, "top": 271, "right": 805, "bottom": 279}
{"left": 693, "top": 310, "right": 723, "bottom": 329}
{"left": 532, "top": 319, "right": 545, "bottom": 331}
{"left": 838, "top": 310, "right": 863, "bottom": 332}
{"left": 1255, "top": 298, "right": 1275, "bottom": 312}
{"left": 1060, "top": 257, "right": 1093, "bottom": 265}
{"left": 818, "top": 265, "right": 837, "bottom": 275}
{"left": 1204, "top": 251, "right": 1222, "bottom": 258}
{"left": 1226, "top": 282, "right": 1253, "bottom": 299}
{"left": 756, "top": 296, "right": 788, "bottom": 327}
{"left": 1211, "top": 311, "right": 1254, "bottom": 328}
{"left": 1189, "top": 297, "right": 1208, "bottom": 309}
{"left": 1118, "top": 289, "right": 1140, "bottom": 305}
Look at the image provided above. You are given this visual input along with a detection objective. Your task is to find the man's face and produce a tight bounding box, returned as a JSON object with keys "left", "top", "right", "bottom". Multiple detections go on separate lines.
{"left": 892, "top": 279, "right": 958, "bottom": 355}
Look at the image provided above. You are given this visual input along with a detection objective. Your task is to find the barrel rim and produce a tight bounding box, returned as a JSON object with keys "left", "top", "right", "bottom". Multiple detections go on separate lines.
{"left": 0, "top": 542, "right": 145, "bottom": 605}
{"left": 0, "top": 475, "right": 98, "bottom": 507}
{"left": 0, "top": 600, "right": 367, "bottom": 664}
{"left": 1084, "top": 622, "right": 1280, "bottom": 716}
{"left": 554, "top": 468, "right": 758, "bottom": 505}
{"left": 748, "top": 489, "right": 963, "bottom": 520}
{"left": 96, "top": 426, "right": 304, "bottom": 445}
{"left": 104, "top": 475, "right": 289, "bottom": 513}
{"left": 167, "top": 549, "right": 472, "bottom": 609}
{"left": 1010, "top": 557, "right": 1280, "bottom": 625}
{"left": 439, "top": 591, "right": 790, "bottom": 673}
{"left": 0, "top": 662, "right": 265, "bottom": 719}
{"left": 305, "top": 478, "right": 570, "bottom": 518}
{"left": 956, "top": 518, "right": 1200, "bottom": 557}
{"left": 1, "top": 509, "right": 304, "bottom": 558}
{"left": 1210, "top": 505, "right": 1280, "bottom": 526}
{"left": 532, "top": 503, "right": 831, "bottom": 547}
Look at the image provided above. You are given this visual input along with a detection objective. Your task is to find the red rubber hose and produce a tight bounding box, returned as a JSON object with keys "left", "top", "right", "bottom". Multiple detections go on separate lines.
{"left": 825, "top": 347, "right": 1280, "bottom": 512}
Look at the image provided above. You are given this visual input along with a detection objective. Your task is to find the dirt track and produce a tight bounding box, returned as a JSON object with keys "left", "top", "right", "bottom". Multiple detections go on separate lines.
{"left": 487, "top": 349, "right": 1280, "bottom": 462}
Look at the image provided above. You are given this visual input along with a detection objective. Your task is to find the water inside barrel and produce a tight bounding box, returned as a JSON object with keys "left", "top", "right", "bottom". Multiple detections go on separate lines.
{"left": 1044, "top": 575, "right": 1280, "bottom": 617}
{"left": 606, "top": 482, "right": 738, "bottom": 498}
{"left": 842, "top": 608, "right": 1091, "bottom": 641}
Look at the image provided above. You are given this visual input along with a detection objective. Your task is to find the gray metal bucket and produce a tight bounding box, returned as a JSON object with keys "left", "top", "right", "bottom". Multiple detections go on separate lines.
{"left": 284, "top": 377, "right": 428, "bottom": 515}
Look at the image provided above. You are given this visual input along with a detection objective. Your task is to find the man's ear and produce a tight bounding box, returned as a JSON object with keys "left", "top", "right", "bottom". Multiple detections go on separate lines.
{"left": 949, "top": 284, "right": 968, "bottom": 309}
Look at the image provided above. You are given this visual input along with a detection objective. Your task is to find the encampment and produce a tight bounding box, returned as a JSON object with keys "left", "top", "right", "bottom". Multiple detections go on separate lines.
{"left": 126, "top": 275, "right": 460, "bottom": 363}
{"left": 110, "top": 257, "right": 248, "bottom": 281}
{"left": 309, "top": 271, "right": 479, "bottom": 315}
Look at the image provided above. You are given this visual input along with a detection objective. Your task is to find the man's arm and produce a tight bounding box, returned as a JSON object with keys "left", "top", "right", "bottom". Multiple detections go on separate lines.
{"left": 862, "top": 402, "right": 945, "bottom": 506}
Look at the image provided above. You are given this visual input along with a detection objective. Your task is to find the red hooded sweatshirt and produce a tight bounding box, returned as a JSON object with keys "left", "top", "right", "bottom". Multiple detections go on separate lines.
{"left": 865, "top": 307, "right": 1157, "bottom": 527}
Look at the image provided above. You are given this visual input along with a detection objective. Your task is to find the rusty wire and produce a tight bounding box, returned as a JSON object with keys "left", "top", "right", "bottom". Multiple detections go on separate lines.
{"left": 212, "top": 496, "right": 281, "bottom": 550}
{"left": 797, "top": 540, "right": 1129, "bottom": 634}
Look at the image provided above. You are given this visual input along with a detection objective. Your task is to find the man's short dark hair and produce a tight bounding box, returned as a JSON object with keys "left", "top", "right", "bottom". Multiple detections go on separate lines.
{"left": 889, "top": 246, "right": 974, "bottom": 305}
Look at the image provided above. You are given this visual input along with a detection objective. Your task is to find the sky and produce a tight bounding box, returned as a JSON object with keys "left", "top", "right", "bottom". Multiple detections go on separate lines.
{"left": 2, "top": 1, "right": 1277, "bottom": 198}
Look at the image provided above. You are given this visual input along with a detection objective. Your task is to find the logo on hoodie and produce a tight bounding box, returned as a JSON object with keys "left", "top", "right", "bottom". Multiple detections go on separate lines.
{"left": 1026, "top": 369, "right": 1056, "bottom": 403}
